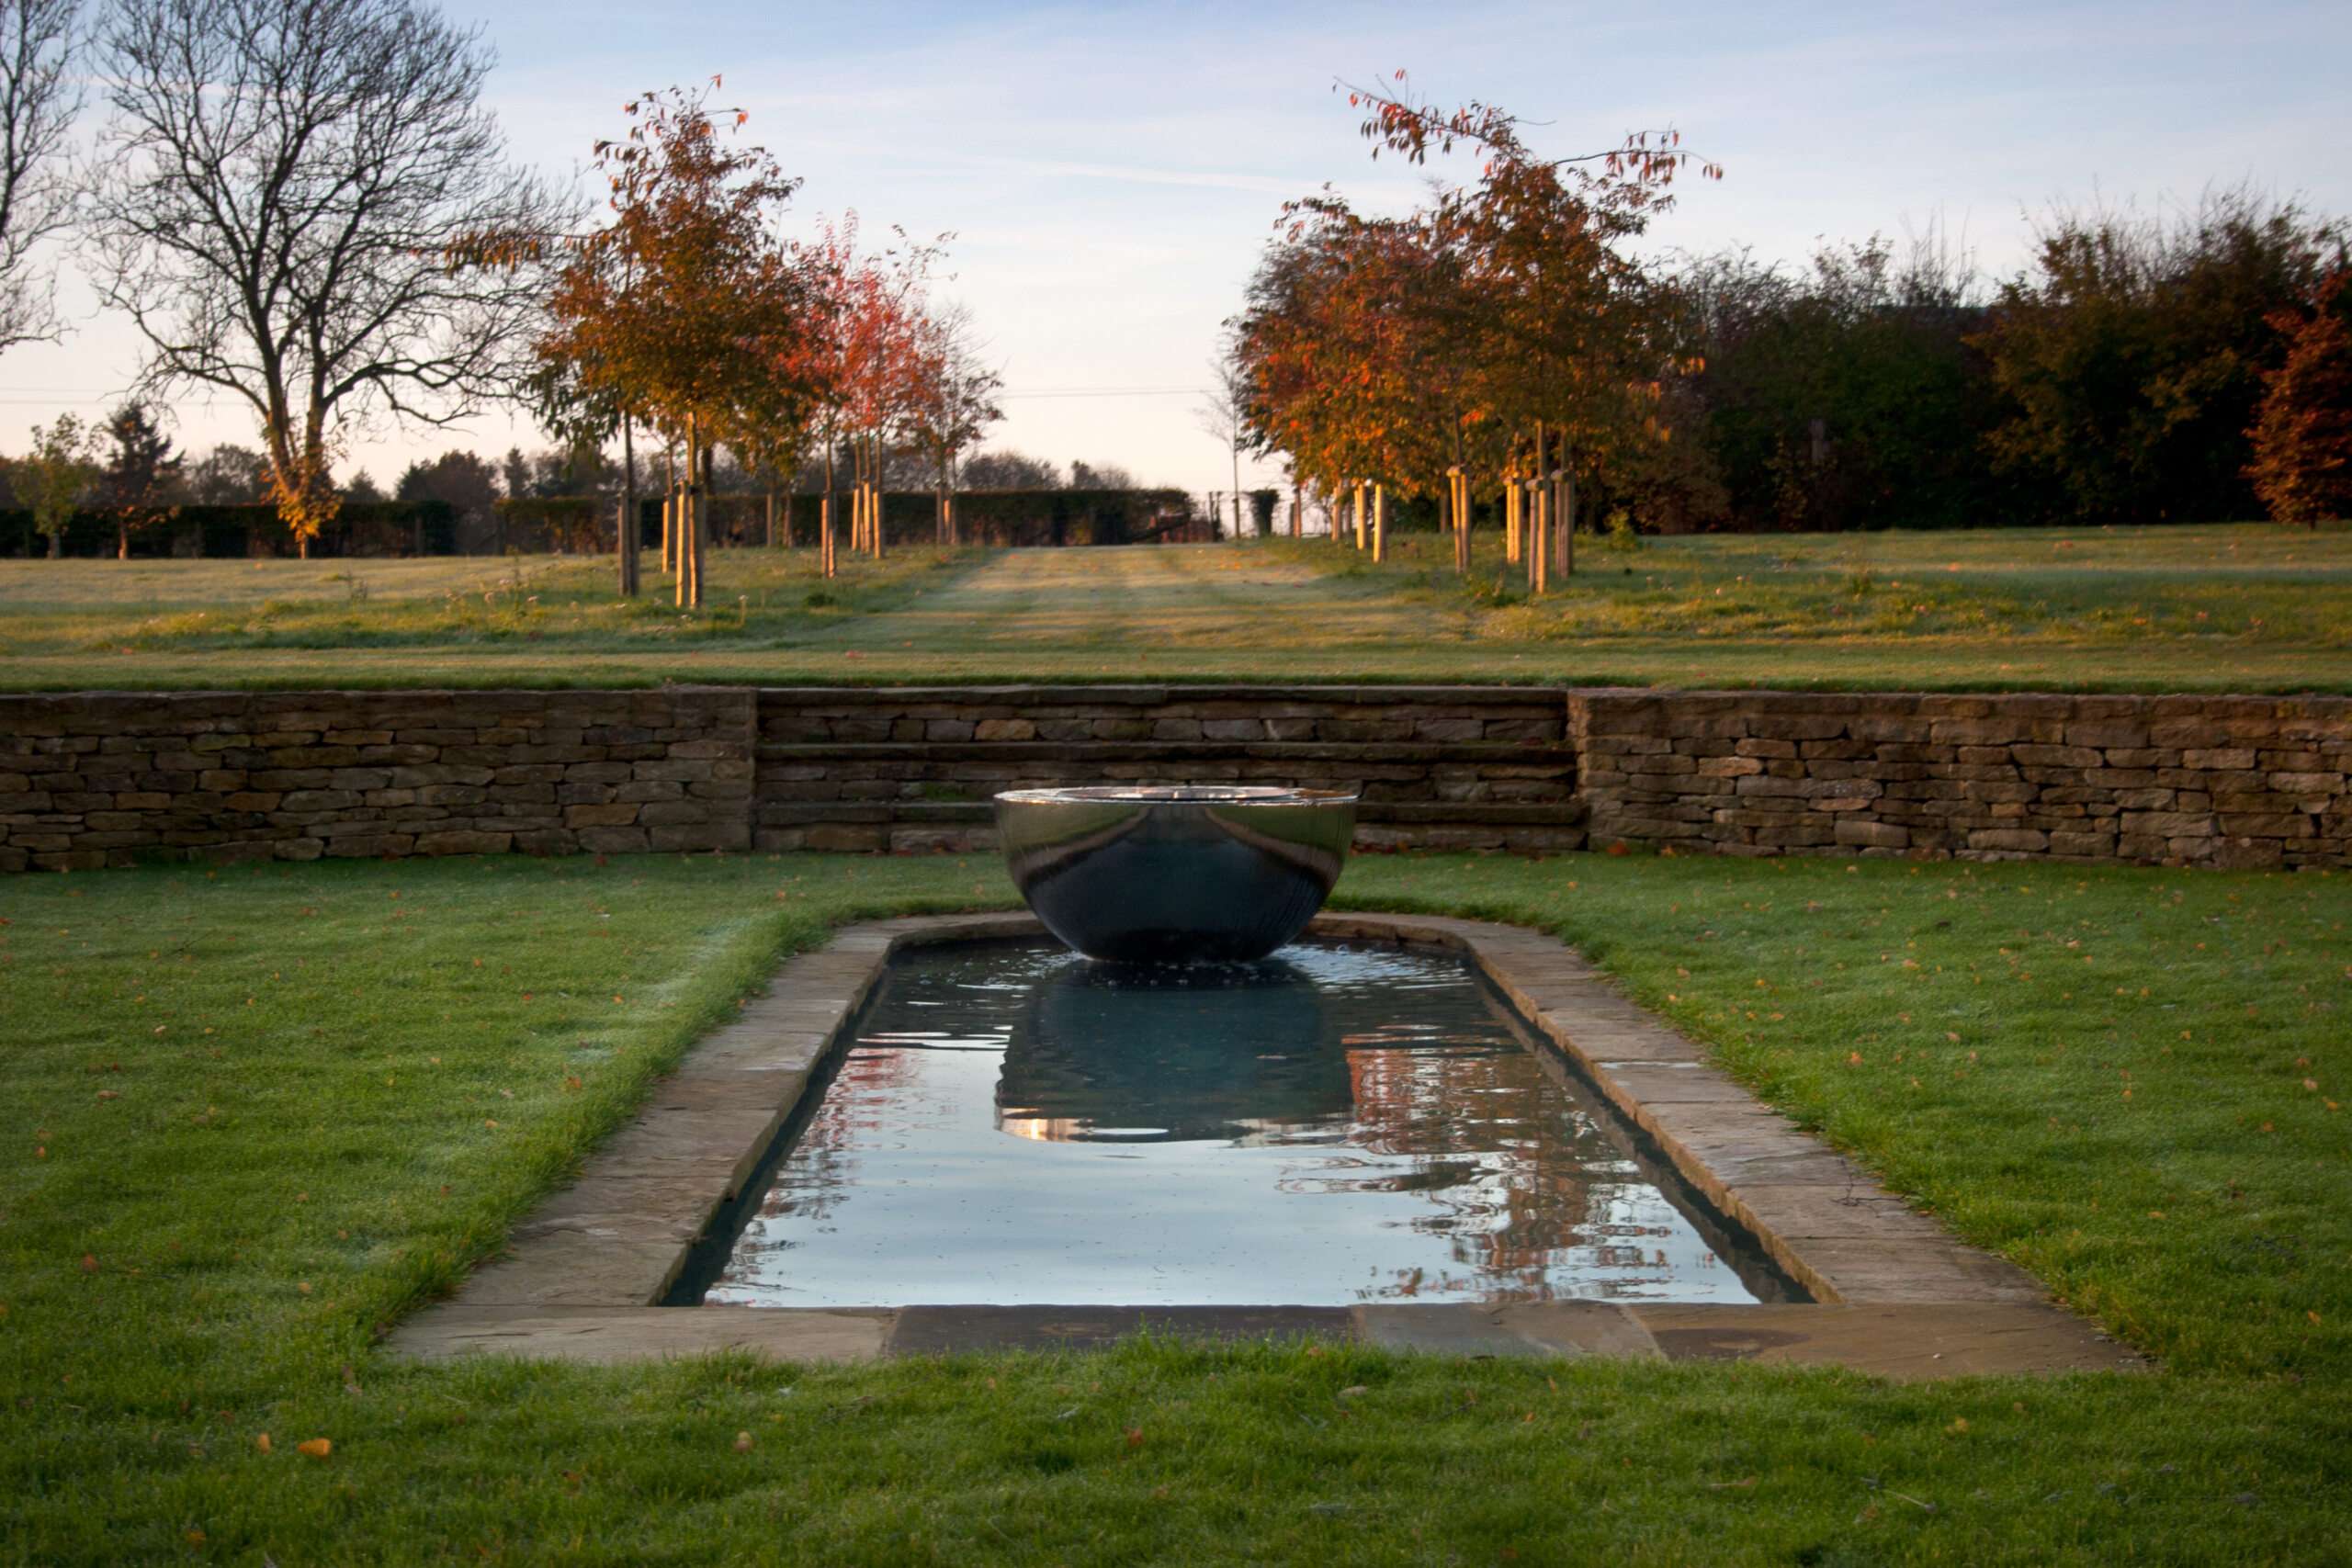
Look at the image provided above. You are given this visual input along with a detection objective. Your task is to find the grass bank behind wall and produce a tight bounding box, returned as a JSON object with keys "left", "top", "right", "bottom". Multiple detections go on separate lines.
{"left": 0, "top": 522, "right": 2347, "bottom": 691}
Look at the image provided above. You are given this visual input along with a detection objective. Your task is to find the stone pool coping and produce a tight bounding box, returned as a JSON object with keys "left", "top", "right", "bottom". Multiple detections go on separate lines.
{"left": 386, "top": 911, "right": 2143, "bottom": 1382}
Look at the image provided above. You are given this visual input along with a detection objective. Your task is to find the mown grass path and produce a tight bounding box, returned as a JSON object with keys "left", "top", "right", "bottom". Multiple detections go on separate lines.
{"left": 802, "top": 543, "right": 1465, "bottom": 668}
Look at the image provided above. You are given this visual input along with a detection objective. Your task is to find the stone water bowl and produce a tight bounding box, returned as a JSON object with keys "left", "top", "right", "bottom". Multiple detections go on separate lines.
{"left": 994, "top": 784, "right": 1357, "bottom": 963}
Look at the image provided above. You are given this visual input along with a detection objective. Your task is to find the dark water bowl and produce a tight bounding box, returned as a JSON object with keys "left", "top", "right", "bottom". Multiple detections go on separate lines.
{"left": 996, "top": 957, "right": 1349, "bottom": 1142}
{"left": 994, "top": 785, "right": 1357, "bottom": 963}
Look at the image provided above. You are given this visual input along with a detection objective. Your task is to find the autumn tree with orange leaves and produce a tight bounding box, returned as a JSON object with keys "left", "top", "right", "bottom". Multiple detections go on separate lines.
{"left": 1233, "top": 73, "right": 1715, "bottom": 588}
{"left": 2247, "top": 267, "right": 2352, "bottom": 525}
{"left": 538, "top": 81, "right": 816, "bottom": 607}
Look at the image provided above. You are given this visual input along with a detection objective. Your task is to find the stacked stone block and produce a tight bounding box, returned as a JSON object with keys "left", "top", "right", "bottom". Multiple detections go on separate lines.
{"left": 0, "top": 689, "right": 754, "bottom": 872}
{"left": 752, "top": 685, "right": 1582, "bottom": 854}
{"left": 1573, "top": 691, "right": 2352, "bottom": 869}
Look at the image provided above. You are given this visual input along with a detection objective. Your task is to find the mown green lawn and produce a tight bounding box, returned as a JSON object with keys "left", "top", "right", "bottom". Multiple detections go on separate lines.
{"left": 2, "top": 852, "right": 2347, "bottom": 1564}
{"left": 2, "top": 522, "right": 2348, "bottom": 692}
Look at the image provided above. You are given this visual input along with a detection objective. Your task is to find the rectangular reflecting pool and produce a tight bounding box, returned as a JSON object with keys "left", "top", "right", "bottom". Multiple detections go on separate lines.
{"left": 676, "top": 940, "right": 1801, "bottom": 1308}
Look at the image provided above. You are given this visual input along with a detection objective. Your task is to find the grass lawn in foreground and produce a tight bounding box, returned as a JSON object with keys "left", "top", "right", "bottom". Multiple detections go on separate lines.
{"left": 2, "top": 521, "right": 2348, "bottom": 692}
{"left": 3, "top": 851, "right": 2347, "bottom": 1562}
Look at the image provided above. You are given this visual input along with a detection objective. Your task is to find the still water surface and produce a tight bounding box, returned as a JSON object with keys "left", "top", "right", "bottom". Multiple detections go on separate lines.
{"left": 702, "top": 941, "right": 1781, "bottom": 1306}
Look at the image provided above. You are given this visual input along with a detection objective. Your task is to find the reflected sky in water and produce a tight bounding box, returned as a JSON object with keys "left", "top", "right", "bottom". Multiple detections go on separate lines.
{"left": 706, "top": 941, "right": 1774, "bottom": 1307}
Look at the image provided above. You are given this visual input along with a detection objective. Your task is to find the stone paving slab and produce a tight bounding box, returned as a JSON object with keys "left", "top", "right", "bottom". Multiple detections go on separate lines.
{"left": 888, "top": 1305, "right": 1355, "bottom": 1355}
{"left": 1718, "top": 1184, "right": 1961, "bottom": 1245}
{"left": 387, "top": 1305, "right": 895, "bottom": 1365}
{"left": 388, "top": 909, "right": 2142, "bottom": 1382}
{"left": 454, "top": 1237, "right": 691, "bottom": 1308}
{"left": 1587, "top": 1062, "right": 1766, "bottom": 1106}
{"left": 1794, "top": 1238, "right": 2051, "bottom": 1305}
{"left": 1356, "top": 1303, "right": 1663, "bottom": 1360}
{"left": 1630, "top": 1303, "right": 2142, "bottom": 1380}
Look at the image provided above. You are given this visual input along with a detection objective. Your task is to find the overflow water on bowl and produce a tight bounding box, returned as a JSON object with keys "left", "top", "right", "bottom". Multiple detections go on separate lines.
{"left": 682, "top": 940, "right": 1797, "bottom": 1308}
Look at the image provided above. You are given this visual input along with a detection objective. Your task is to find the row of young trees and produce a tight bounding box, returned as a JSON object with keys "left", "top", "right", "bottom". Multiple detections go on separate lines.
{"left": 1233, "top": 79, "right": 2352, "bottom": 559}
{"left": 1232, "top": 77, "right": 1722, "bottom": 587}
{"left": 522, "top": 84, "right": 1008, "bottom": 605}
{"left": 0, "top": 1, "right": 1010, "bottom": 597}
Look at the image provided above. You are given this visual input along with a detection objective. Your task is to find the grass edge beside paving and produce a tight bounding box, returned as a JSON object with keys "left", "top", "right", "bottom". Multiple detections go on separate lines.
{"left": 2, "top": 852, "right": 2347, "bottom": 1564}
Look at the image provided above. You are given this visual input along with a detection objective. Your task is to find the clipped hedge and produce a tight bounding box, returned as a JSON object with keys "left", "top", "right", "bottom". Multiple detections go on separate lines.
{"left": 616, "top": 487, "right": 1197, "bottom": 549}
{"left": 3, "top": 488, "right": 1200, "bottom": 558}
{"left": 1, "top": 502, "right": 458, "bottom": 559}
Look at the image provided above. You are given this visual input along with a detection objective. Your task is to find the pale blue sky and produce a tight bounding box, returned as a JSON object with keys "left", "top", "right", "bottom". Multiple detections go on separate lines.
{"left": 6, "top": 0, "right": 2346, "bottom": 496}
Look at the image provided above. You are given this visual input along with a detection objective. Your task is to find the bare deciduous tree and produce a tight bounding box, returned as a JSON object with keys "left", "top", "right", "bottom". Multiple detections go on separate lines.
{"left": 0, "top": 0, "right": 83, "bottom": 354}
{"left": 84, "top": 0, "right": 570, "bottom": 555}
{"left": 1198, "top": 332, "right": 1252, "bottom": 539}
{"left": 910, "top": 301, "right": 1004, "bottom": 543}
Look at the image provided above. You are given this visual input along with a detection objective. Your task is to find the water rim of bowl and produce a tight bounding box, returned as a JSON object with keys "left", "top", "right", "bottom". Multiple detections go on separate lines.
{"left": 994, "top": 784, "right": 1360, "bottom": 807}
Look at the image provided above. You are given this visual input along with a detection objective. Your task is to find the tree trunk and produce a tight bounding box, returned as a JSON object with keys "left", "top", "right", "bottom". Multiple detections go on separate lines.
{"left": 945, "top": 448, "right": 959, "bottom": 546}
{"left": 1451, "top": 416, "right": 1470, "bottom": 576}
{"left": 692, "top": 442, "right": 709, "bottom": 607}
{"left": 1559, "top": 442, "right": 1576, "bottom": 580}
{"left": 118, "top": 517, "right": 130, "bottom": 560}
{"left": 1529, "top": 423, "right": 1548, "bottom": 596}
{"left": 849, "top": 438, "right": 863, "bottom": 555}
{"left": 1456, "top": 472, "right": 1468, "bottom": 574}
{"left": 820, "top": 430, "right": 837, "bottom": 578}
{"left": 661, "top": 446, "right": 675, "bottom": 575}
{"left": 677, "top": 418, "right": 698, "bottom": 609}
{"left": 618, "top": 414, "right": 639, "bottom": 597}
{"left": 1230, "top": 443, "right": 1241, "bottom": 541}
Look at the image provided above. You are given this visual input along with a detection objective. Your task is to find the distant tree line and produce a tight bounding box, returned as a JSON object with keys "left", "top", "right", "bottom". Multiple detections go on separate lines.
{"left": 0, "top": 423, "right": 1168, "bottom": 558}
{"left": 1235, "top": 75, "right": 2352, "bottom": 556}
{"left": 1668, "top": 190, "right": 2348, "bottom": 532}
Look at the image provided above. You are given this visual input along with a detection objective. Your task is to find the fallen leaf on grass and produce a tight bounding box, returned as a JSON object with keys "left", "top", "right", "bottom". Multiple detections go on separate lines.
{"left": 255, "top": 1433, "right": 271, "bottom": 1454}
{"left": 297, "top": 1438, "right": 332, "bottom": 1460}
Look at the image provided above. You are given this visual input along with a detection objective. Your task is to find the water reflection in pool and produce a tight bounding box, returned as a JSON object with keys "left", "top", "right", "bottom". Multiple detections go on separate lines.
{"left": 701, "top": 941, "right": 1787, "bottom": 1307}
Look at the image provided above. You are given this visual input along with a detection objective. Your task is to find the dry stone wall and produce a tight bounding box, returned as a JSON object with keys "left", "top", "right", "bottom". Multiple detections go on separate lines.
{"left": 0, "top": 689, "right": 753, "bottom": 872}
{"left": 1574, "top": 690, "right": 2352, "bottom": 869}
{"left": 5, "top": 685, "right": 2347, "bottom": 872}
